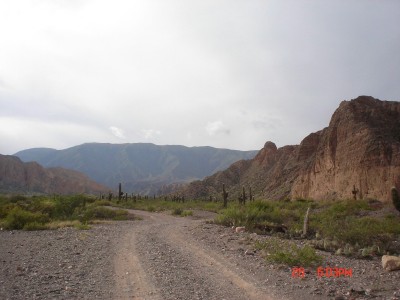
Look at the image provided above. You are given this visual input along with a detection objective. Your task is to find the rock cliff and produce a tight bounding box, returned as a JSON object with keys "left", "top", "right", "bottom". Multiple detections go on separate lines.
{"left": 0, "top": 154, "right": 109, "bottom": 195}
{"left": 180, "top": 96, "right": 400, "bottom": 202}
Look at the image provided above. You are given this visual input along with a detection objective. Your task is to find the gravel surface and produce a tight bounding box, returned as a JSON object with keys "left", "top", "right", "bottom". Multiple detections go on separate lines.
{"left": 1, "top": 210, "right": 400, "bottom": 300}
{"left": 0, "top": 223, "right": 119, "bottom": 299}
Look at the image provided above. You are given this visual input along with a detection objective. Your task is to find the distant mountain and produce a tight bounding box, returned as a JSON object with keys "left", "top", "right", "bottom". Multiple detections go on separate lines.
{"left": 179, "top": 96, "right": 400, "bottom": 203}
{"left": 0, "top": 154, "right": 108, "bottom": 195}
{"left": 15, "top": 143, "right": 258, "bottom": 195}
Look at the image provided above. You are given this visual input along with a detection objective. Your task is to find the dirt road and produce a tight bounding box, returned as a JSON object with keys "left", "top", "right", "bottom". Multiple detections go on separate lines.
{"left": 113, "top": 210, "right": 278, "bottom": 300}
{"left": 2, "top": 209, "right": 399, "bottom": 299}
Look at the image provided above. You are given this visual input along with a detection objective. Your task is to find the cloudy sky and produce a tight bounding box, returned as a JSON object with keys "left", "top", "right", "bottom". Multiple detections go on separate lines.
{"left": 1, "top": 0, "right": 399, "bottom": 155}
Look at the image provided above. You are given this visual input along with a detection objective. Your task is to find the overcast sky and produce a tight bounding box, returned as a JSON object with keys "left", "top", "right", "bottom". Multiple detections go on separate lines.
{"left": 1, "top": 0, "right": 399, "bottom": 155}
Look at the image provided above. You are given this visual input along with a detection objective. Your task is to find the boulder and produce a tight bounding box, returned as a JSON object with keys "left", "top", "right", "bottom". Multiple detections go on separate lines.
{"left": 382, "top": 255, "right": 400, "bottom": 271}
{"left": 235, "top": 227, "right": 246, "bottom": 233}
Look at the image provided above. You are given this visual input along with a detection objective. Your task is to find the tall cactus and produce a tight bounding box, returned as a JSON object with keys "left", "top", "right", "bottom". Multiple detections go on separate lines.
{"left": 242, "top": 186, "right": 247, "bottom": 205}
{"left": 222, "top": 184, "right": 229, "bottom": 208}
{"left": 118, "top": 183, "right": 123, "bottom": 201}
{"left": 352, "top": 185, "right": 358, "bottom": 200}
{"left": 302, "top": 206, "right": 311, "bottom": 237}
{"left": 391, "top": 186, "right": 400, "bottom": 212}
{"left": 249, "top": 187, "right": 253, "bottom": 202}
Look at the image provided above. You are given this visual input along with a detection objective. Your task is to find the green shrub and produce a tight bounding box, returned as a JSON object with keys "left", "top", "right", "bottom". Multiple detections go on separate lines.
{"left": 9, "top": 195, "right": 28, "bottom": 203}
{"left": 146, "top": 206, "right": 156, "bottom": 212}
{"left": 30, "top": 199, "right": 56, "bottom": 216}
{"left": 4, "top": 207, "right": 49, "bottom": 230}
{"left": 54, "top": 196, "right": 85, "bottom": 219}
{"left": 172, "top": 208, "right": 183, "bottom": 216}
{"left": 0, "top": 203, "right": 17, "bottom": 218}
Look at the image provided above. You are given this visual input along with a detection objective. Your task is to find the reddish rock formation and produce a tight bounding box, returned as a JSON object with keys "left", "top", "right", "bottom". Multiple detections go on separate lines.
{"left": 292, "top": 96, "right": 400, "bottom": 202}
{"left": 0, "top": 154, "right": 109, "bottom": 195}
{"left": 180, "top": 96, "right": 400, "bottom": 202}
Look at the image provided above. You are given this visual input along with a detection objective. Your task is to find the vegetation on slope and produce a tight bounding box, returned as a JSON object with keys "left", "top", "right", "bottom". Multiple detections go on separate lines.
{"left": 0, "top": 195, "right": 131, "bottom": 230}
{"left": 214, "top": 199, "right": 400, "bottom": 258}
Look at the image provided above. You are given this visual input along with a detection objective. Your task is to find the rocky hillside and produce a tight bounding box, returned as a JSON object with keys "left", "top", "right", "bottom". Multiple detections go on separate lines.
{"left": 180, "top": 96, "right": 400, "bottom": 203}
{"left": 15, "top": 143, "right": 257, "bottom": 195}
{"left": 0, "top": 154, "right": 108, "bottom": 195}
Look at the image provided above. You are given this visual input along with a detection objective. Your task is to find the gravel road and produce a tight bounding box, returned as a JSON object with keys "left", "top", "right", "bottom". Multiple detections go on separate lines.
{"left": 1, "top": 209, "right": 399, "bottom": 300}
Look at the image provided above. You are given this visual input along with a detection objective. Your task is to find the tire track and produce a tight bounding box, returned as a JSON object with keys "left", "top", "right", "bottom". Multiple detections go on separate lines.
{"left": 114, "top": 210, "right": 281, "bottom": 300}
{"left": 114, "top": 223, "right": 162, "bottom": 300}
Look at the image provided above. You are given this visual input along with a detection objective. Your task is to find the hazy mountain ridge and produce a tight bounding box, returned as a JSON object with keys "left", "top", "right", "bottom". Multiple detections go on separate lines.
{"left": 179, "top": 96, "right": 400, "bottom": 203}
{"left": 15, "top": 143, "right": 258, "bottom": 195}
{"left": 0, "top": 154, "right": 108, "bottom": 194}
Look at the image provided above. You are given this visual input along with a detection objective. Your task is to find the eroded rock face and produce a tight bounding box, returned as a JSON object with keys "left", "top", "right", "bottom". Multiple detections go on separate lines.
{"left": 180, "top": 96, "right": 400, "bottom": 202}
{"left": 0, "top": 154, "right": 109, "bottom": 194}
{"left": 292, "top": 96, "right": 400, "bottom": 202}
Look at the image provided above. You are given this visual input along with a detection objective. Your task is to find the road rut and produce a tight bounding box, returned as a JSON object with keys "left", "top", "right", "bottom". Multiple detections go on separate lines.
{"left": 113, "top": 210, "right": 277, "bottom": 300}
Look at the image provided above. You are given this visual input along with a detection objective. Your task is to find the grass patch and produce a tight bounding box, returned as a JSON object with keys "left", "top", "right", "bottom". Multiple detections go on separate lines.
{"left": 46, "top": 220, "right": 81, "bottom": 229}
{"left": 310, "top": 200, "right": 400, "bottom": 250}
{"left": 117, "top": 198, "right": 221, "bottom": 213}
{"left": 82, "top": 206, "right": 129, "bottom": 221}
{"left": 23, "top": 221, "right": 48, "bottom": 231}
{"left": 74, "top": 222, "right": 91, "bottom": 230}
{"left": 255, "top": 237, "right": 323, "bottom": 267}
{"left": 181, "top": 210, "right": 193, "bottom": 217}
{"left": 214, "top": 200, "right": 309, "bottom": 231}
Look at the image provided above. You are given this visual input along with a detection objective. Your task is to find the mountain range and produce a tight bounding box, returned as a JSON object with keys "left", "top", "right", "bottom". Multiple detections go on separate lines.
{"left": 6, "top": 95, "right": 400, "bottom": 201}
{"left": 0, "top": 154, "right": 108, "bottom": 195}
{"left": 179, "top": 96, "right": 400, "bottom": 203}
{"left": 15, "top": 144, "right": 257, "bottom": 195}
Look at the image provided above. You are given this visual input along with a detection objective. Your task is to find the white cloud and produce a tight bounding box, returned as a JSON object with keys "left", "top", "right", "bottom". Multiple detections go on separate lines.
{"left": 206, "top": 121, "right": 230, "bottom": 136}
{"left": 109, "top": 126, "right": 126, "bottom": 139}
{"left": 141, "top": 129, "right": 161, "bottom": 140}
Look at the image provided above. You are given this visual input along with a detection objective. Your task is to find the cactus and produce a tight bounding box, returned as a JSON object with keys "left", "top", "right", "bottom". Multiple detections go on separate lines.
{"left": 391, "top": 186, "right": 400, "bottom": 212}
{"left": 249, "top": 187, "right": 254, "bottom": 202}
{"left": 242, "top": 186, "right": 247, "bottom": 205}
{"left": 222, "top": 184, "right": 229, "bottom": 208}
{"left": 302, "top": 206, "right": 310, "bottom": 237}
{"left": 352, "top": 185, "right": 358, "bottom": 200}
{"left": 118, "top": 183, "right": 123, "bottom": 201}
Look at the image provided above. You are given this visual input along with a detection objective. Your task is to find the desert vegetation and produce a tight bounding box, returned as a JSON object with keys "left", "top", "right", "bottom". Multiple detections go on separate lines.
{"left": 214, "top": 198, "right": 400, "bottom": 260}
{"left": 1, "top": 191, "right": 399, "bottom": 266}
{"left": 0, "top": 194, "right": 131, "bottom": 230}
{"left": 113, "top": 195, "right": 220, "bottom": 214}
